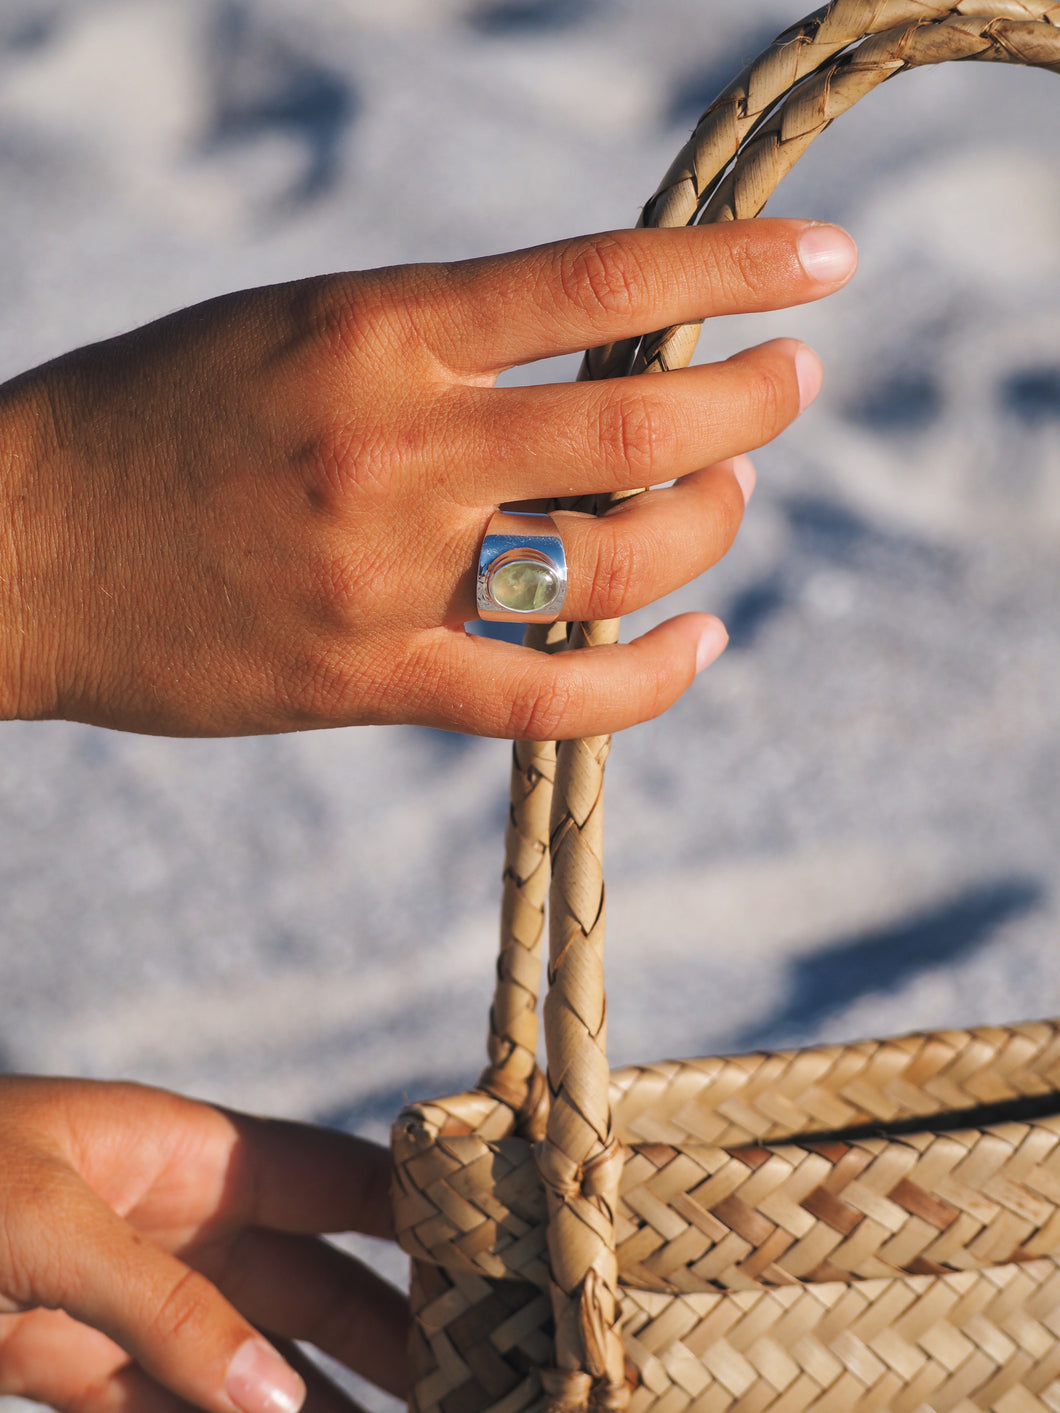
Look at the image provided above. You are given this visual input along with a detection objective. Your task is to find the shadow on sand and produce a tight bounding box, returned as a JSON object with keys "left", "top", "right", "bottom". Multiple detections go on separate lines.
{"left": 733, "top": 875, "right": 1043, "bottom": 1052}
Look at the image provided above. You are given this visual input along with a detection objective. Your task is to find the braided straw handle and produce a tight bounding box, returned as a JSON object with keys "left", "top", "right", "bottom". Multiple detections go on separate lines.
{"left": 478, "top": 5, "right": 1060, "bottom": 1410}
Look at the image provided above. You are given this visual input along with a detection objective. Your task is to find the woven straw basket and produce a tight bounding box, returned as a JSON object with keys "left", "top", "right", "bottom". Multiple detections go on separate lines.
{"left": 391, "top": 5, "right": 1060, "bottom": 1411}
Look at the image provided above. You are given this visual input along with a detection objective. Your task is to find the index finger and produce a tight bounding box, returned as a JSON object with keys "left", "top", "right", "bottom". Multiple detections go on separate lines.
{"left": 410, "top": 221, "right": 857, "bottom": 374}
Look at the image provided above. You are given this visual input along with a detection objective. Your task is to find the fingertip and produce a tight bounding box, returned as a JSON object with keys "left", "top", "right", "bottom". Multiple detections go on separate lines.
{"left": 730, "top": 454, "right": 756, "bottom": 506}
{"left": 694, "top": 615, "right": 729, "bottom": 674}
{"left": 227, "top": 1338, "right": 306, "bottom": 1413}
{"left": 796, "top": 222, "right": 859, "bottom": 287}
{"left": 795, "top": 345, "right": 823, "bottom": 412}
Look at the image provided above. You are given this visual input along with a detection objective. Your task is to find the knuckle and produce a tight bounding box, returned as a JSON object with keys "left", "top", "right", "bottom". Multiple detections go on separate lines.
{"left": 298, "top": 390, "right": 445, "bottom": 512}
{"left": 310, "top": 543, "right": 391, "bottom": 633}
{"left": 707, "top": 229, "right": 773, "bottom": 304}
{"left": 299, "top": 417, "right": 397, "bottom": 507}
{"left": 599, "top": 390, "right": 675, "bottom": 482}
{"left": 627, "top": 647, "right": 684, "bottom": 727}
{"left": 298, "top": 391, "right": 443, "bottom": 509}
{"left": 710, "top": 473, "right": 746, "bottom": 549}
{"left": 286, "top": 274, "right": 365, "bottom": 360}
{"left": 144, "top": 1266, "right": 217, "bottom": 1346}
{"left": 293, "top": 270, "right": 436, "bottom": 377}
{"left": 590, "top": 522, "right": 647, "bottom": 615}
{"left": 64, "top": 1372, "right": 118, "bottom": 1413}
{"left": 0, "top": 1167, "right": 81, "bottom": 1310}
{"left": 748, "top": 355, "right": 793, "bottom": 435}
{"left": 556, "top": 235, "right": 647, "bottom": 321}
{"left": 504, "top": 669, "right": 578, "bottom": 742}
{"left": 730, "top": 233, "right": 770, "bottom": 298}
{"left": 641, "top": 670, "right": 680, "bottom": 724}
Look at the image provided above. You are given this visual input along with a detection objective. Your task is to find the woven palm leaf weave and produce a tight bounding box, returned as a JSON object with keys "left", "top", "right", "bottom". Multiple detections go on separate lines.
{"left": 391, "top": 4, "right": 1060, "bottom": 1411}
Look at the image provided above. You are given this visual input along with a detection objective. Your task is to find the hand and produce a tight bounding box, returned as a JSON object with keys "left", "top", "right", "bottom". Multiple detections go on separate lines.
{"left": 0, "top": 220, "right": 856, "bottom": 738}
{"left": 0, "top": 1076, "right": 406, "bottom": 1413}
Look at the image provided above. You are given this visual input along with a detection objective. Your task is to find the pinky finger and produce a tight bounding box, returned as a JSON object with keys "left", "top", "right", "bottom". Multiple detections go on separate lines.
{"left": 404, "top": 613, "right": 729, "bottom": 740}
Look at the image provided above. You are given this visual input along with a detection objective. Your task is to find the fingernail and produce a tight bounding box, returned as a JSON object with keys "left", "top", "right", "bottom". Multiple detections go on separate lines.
{"left": 695, "top": 619, "right": 729, "bottom": 675}
{"left": 797, "top": 223, "right": 858, "bottom": 284}
{"left": 731, "top": 455, "right": 756, "bottom": 505}
{"left": 795, "top": 345, "right": 823, "bottom": 412}
{"left": 227, "top": 1339, "right": 306, "bottom": 1413}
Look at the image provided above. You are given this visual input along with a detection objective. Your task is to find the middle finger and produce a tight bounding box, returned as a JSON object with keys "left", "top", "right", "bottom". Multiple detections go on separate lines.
{"left": 439, "top": 336, "right": 819, "bottom": 504}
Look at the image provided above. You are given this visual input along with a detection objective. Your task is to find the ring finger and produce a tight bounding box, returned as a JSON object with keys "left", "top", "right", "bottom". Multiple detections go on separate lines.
{"left": 458, "top": 456, "right": 753, "bottom": 625}
{"left": 201, "top": 1231, "right": 408, "bottom": 1399}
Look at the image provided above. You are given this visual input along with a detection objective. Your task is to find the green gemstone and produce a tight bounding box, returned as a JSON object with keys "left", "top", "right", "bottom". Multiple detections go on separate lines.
{"left": 490, "top": 560, "right": 559, "bottom": 613}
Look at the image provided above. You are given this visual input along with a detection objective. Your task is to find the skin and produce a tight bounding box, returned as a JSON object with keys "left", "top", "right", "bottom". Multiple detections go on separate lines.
{"left": 0, "top": 220, "right": 857, "bottom": 740}
{"left": 0, "top": 221, "right": 859, "bottom": 1411}
{"left": 0, "top": 1077, "right": 404, "bottom": 1413}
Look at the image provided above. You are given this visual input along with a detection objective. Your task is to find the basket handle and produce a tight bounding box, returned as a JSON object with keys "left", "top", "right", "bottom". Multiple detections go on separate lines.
{"left": 479, "top": 620, "right": 568, "bottom": 1134}
{"left": 488, "top": 6, "right": 1060, "bottom": 1409}
{"left": 538, "top": 620, "right": 626, "bottom": 1413}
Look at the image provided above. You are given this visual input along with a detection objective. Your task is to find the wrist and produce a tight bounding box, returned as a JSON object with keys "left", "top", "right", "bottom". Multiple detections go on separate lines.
{"left": 0, "top": 368, "right": 63, "bottom": 722}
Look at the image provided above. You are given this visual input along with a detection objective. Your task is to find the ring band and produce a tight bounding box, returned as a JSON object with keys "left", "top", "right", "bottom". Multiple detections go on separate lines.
{"left": 476, "top": 510, "right": 567, "bottom": 624}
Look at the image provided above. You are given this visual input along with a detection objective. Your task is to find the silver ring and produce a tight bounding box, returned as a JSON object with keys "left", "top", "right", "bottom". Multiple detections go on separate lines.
{"left": 476, "top": 510, "right": 567, "bottom": 624}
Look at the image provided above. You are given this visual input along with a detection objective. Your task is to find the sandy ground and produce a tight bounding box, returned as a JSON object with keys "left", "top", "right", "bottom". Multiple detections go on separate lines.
{"left": 0, "top": 1, "right": 1058, "bottom": 1407}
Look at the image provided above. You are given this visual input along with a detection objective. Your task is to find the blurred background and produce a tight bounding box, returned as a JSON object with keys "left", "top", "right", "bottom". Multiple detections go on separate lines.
{"left": 0, "top": 0, "right": 1058, "bottom": 1405}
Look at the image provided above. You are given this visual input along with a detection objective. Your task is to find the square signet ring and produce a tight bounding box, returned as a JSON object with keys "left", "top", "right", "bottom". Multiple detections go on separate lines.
{"left": 476, "top": 510, "right": 568, "bottom": 624}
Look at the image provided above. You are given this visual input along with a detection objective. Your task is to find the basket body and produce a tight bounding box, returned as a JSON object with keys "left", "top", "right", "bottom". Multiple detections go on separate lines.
{"left": 395, "top": 1029, "right": 1060, "bottom": 1413}
{"left": 407, "top": 1259, "right": 1060, "bottom": 1413}
{"left": 409, "top": 1260, "right": 1060, "bottom": 1413}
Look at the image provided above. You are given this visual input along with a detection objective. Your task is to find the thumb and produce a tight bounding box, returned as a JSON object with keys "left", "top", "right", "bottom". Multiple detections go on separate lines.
{"left": 26, "top": 1178, "right": 305, "bottom": 1413}
{"left": 407, "top": 611, "right": 729, "bottom": 738}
